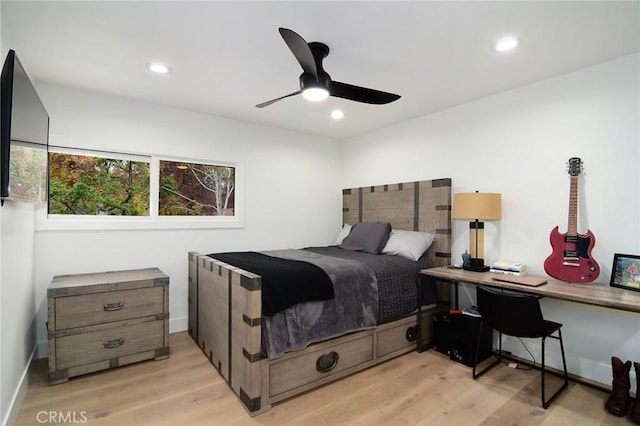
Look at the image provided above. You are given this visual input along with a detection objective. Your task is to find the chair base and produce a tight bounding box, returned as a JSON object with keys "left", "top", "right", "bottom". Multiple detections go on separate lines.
{"left": 472, "top": 326, "right": 569, "bottom": 409}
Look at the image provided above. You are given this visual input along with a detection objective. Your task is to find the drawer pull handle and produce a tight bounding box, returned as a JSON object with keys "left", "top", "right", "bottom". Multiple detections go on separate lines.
{"left": 104, "top": 302, "right": 125, "bottom": 311}
{"left": 406, "top": 325, "right": 419, "bottom": 342}
{"left": 104, "top": 338, "right": 124, "bottom": 349}
{"left": 316, "top": 351, "right": 339, "bottom": 373}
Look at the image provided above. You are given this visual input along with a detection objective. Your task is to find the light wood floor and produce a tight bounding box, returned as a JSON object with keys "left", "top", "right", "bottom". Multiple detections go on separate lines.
{"left": 15, "top": 331, "right": 636, "bottom": 425}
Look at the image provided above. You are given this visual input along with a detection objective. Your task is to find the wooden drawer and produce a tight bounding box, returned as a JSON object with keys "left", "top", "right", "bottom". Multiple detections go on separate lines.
{"left": 376, "top": 316, "right": 418, "bottom": 358}
{"left": 269, "top": 334, "right": 373, "bottom": 397}
{"left": 56, "top": 320, "right": 164, "bottom": 370}
{"left": 48, "top": 268, "right": 169, "bottom": 384}
{"left": 55, "top": 286, "right": 164, "bottom": 330}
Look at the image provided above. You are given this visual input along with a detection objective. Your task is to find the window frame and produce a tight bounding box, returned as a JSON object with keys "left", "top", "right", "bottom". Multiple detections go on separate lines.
{"left": 36, "top": 147, "right": 244, "bottom": 231}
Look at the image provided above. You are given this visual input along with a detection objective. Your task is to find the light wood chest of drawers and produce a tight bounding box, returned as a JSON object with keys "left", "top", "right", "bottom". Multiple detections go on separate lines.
{"left": 47, "top": 268, "right": 170, "bottom": 384}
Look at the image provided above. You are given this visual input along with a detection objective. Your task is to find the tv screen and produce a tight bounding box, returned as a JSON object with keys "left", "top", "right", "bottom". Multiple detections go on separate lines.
{"left": 1, "top": 49, "right": 49, "bottom": 204}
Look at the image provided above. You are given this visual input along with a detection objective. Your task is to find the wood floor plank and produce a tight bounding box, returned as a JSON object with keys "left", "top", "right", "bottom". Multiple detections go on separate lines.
{"left": 14, "top": 331, "right": 635, "bottom": 425}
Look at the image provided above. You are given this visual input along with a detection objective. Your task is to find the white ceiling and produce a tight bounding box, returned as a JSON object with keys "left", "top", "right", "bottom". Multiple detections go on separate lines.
{"left": 3, "top": 1, "right": 639, "bottom": 140}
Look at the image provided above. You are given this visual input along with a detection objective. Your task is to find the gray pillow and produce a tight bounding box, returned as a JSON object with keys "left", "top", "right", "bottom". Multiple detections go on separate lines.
{"left": 340, "top": 222, "right": 392, "bottom": 254}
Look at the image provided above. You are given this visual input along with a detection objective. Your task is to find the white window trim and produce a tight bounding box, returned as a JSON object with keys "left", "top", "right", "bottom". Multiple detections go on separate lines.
{"left": 36, "top": 148, "right": 244, "bottom": 231}
{"left": 48, "top": 146, "right": 150, "bottom": 162}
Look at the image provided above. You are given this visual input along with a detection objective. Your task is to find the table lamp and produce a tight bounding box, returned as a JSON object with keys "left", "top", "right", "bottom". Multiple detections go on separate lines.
{"left": 453, "top": 191, "right": 502, "bottom": 272}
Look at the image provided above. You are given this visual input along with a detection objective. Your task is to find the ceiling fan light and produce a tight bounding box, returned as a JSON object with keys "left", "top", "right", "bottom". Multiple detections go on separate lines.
{"left": 147, "top": 62, "right": 171, "bottom": 74}
{"left": 302, "top": 87, "right": 329, "bottom": 102}
{"left": 494, "top": 37, "right": 519, "bottom": 52}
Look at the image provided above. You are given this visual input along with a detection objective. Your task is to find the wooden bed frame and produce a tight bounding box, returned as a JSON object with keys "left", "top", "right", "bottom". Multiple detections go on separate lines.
{"left": 188, "top": 178, "right": 452, "bottom": 415}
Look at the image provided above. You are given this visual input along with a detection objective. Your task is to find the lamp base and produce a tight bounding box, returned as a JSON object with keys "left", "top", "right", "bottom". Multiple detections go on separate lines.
{"left": 463, "top": 265, "right": 490, "bottom": 272}
{"left": 463, "top": 258, "right": 489, "bottom": 272}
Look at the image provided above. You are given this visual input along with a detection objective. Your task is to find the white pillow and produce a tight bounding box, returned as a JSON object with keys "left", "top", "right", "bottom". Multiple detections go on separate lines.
{"left": 335, "top": 223, "right": 352, "bottom": 245}
{"left": 382, "top": 230, "right": 436, "bottom": 261}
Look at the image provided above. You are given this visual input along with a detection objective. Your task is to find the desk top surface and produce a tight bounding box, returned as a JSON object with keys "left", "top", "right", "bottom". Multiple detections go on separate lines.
{"left": 421, "top": 266, "right": 640, "bottom": 314}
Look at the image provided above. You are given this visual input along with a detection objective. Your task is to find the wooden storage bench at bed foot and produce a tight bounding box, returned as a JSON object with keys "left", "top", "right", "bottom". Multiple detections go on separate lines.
{"left": 47, "top": 268, "right": 170, "bottom": 385}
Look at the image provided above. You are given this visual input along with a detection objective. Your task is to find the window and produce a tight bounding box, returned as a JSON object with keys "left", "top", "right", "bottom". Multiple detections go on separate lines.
{"left": 48, "top": 150, "right": 150, "bottom": 216}
{"left": 8, "top": 141, "right": 48, "bottom": 203}
{"left": 45, "top": 148, "right": 240, "bottom": 228}
{"left": 159, "top": 160, "right": 235, "bottom": 216}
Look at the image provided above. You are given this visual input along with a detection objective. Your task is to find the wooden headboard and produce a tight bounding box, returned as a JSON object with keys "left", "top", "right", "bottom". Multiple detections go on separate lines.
{"left": 342, "top": 178, "right": 452, "bottom": 267}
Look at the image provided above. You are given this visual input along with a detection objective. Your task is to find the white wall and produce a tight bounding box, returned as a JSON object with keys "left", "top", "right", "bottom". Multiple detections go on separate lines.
{"left": 1, "top": 15, "right": 40, "bottom": 425}
{"left": 33, "top": 85, "right": 344, "bottom": 356}
{"left": 0, "top": 202, "right": 38, "bottom": 425}
{"left": 343, "top": 54, "right": 640, "bottom": 388}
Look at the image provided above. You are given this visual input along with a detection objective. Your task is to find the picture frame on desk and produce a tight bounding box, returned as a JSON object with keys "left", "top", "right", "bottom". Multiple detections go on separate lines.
{"left": 610, "top": 253, "right": 640, "bottom": 292}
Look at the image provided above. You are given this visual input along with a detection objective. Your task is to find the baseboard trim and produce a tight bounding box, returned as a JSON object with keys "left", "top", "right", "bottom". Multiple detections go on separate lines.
{"left": 2, "top": 344, "right": 37, "bottom": 426}
{"left": 170, "top": 315, "right": 188, "bottom": 334}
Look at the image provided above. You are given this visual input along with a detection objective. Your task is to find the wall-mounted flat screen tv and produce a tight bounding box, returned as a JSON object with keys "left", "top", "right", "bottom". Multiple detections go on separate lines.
{"left": 1, "top": 49, "right": 49, "bottom": 205}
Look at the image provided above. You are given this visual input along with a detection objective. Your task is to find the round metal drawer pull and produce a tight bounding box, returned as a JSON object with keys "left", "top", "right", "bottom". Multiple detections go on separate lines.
{"left": 103, "top": 302, "right": 125, "bottom": 311}
{"left": 316, "top": 351, "right": 339, "bottom": 373}
{"left": 103, "top": 338, "right": 125, "bottom": 349}
{"left": 405, "top": 325, "right": 419, "bottom": 342}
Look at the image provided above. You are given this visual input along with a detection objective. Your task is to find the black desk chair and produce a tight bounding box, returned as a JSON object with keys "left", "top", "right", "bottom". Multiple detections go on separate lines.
{"left": 472, "top": 286, "right": 569, "bottom": 409}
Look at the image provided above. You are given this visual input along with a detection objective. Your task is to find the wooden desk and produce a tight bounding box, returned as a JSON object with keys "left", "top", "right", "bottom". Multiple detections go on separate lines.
{"left": 420, "top": 266, "right": 640, "bottom": 314}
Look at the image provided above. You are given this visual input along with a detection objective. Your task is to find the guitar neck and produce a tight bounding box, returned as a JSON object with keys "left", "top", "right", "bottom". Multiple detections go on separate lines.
{"left": 567, "top": 175, "right": 578, "bottom": 236}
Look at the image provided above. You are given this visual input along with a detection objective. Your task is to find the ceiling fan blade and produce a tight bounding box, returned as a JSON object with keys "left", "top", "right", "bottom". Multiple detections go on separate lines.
{"left": 278, "top": 28, "right": 318, "bottom": 77}
{"left": 330, "top": 81, "right": 401, "bottom": 104}
{"left": 255, "top": 90, "right": 302, "bottom": 108}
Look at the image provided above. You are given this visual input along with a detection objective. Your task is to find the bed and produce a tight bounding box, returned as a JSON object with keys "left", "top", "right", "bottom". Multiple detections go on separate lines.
{"left": 188, "top": 178, "right": 452, "bottom": 415}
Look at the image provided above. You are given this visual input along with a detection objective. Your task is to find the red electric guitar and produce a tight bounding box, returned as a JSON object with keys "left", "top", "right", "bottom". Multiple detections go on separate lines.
{"left": 544, "top": 157, "right": 599, "bottom": 283}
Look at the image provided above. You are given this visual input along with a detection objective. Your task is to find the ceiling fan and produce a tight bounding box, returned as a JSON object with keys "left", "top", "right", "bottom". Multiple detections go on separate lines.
{"left": 256, "top": 28, "right": 401, "bottom": 108}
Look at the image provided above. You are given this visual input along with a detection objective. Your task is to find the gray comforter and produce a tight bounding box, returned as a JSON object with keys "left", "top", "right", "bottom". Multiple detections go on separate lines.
{"left": 260, "top": 247, "right": 435, "bottom": 359}
{"left": 261, "top": 249, "right": 378, "bottom": 359}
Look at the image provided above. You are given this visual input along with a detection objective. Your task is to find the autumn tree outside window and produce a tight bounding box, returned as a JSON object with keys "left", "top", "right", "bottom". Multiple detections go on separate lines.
{"left": 48, "top": 149, "right": 236, "bottom": 218}
{"left": 159, "top": 160, "right": 235, "bottom": 216}
{"left": 8, "top": 141, "right": 48, "bottom": 203}
{"left": 49, "top": 151, "right": 150, "bottom": 216}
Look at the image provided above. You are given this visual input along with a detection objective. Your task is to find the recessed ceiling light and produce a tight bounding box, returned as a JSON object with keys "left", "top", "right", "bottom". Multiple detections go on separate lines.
{"left": 494, "top": 37, "right": 519, "bottom": 52}
{"left": 302, "top": 87, "right": 329, "bottom": 102}
{"left": 331, "top": 110, "right": 344, "bottom": 120}
{"left": 147, "top": 62, "right": 171, "bottom": 74}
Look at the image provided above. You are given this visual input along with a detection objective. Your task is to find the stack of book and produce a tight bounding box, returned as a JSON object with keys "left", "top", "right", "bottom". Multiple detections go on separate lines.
{"left": 490, "top": 261, "right": 526, "bottom": 275}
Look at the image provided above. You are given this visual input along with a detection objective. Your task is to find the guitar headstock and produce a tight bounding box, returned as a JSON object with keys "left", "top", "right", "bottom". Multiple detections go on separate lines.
{"left": 567, "top": 157, "right": 582, "bottom": 176}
